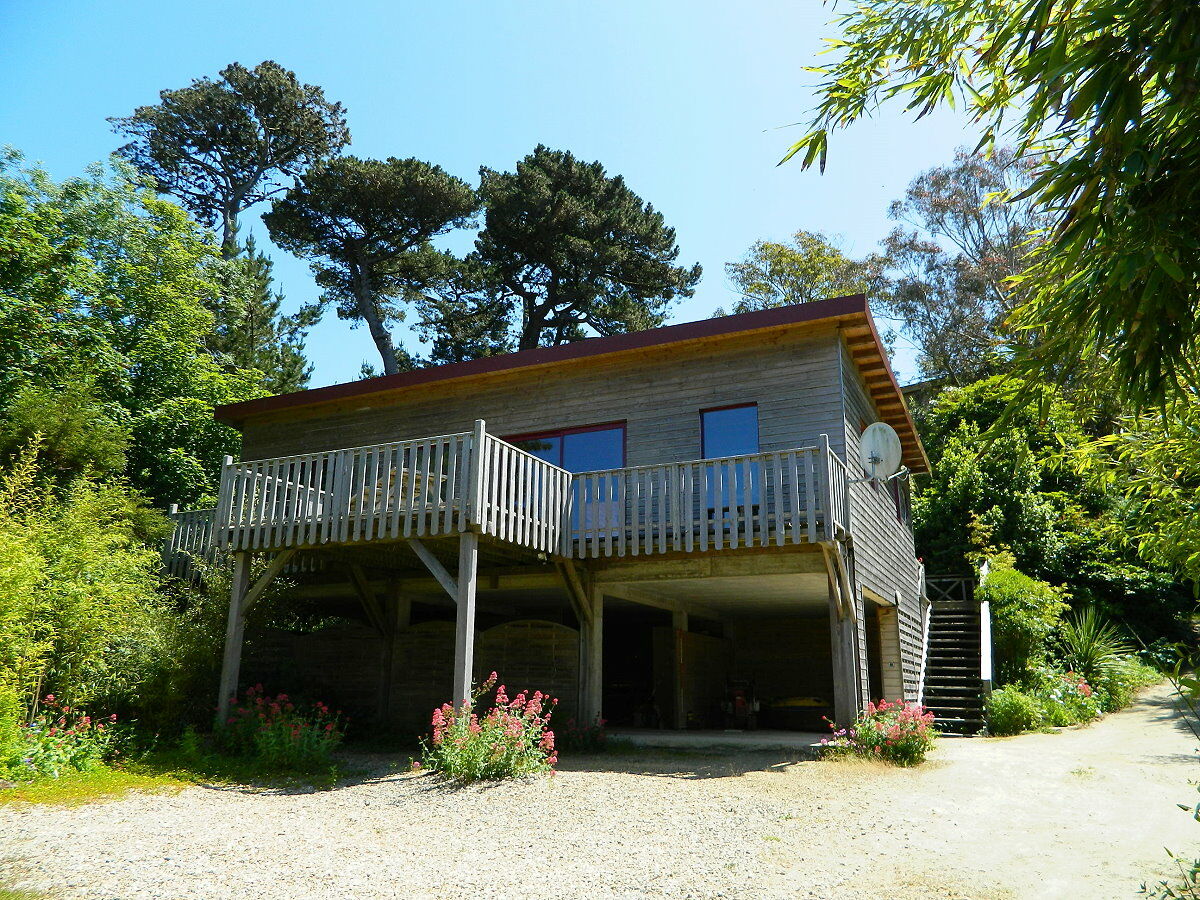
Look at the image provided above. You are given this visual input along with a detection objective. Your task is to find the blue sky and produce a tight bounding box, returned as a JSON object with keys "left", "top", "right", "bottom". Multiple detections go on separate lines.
{"left": 0, "top": 0, "right": 976, "bottom": 386}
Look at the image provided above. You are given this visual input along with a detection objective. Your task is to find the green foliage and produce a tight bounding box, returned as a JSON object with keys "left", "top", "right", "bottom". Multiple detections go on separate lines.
{"left": 914, "top": 375, "right": 1193, "bottom": 639}
{"left": 1077, "top": 395, "right": 1200, "bottom": 586}
{"left": 206, "top": 237, "right": 316, "bottom": 393}
{"left": 1057, "top": 606, "right": 1132, "bottom": 686}
{"left": 985, "top": 687, "right": 1043, "bottom": 736}
{"left": 0, "top": 443, "right": 172, "bottom": 723}
{"left": 111, "top": 60, "right": 349, "bottom": 255}
{"left": 419, "top": 674, "right": 558, "bottom": 783}
{"left": 1029, "top": 669, "right": 1102, "bottom": 726}
{"left": 0, "top": 152, "right": 263, "bottom": 506}
{"left": 3, "top": 696, "right": 123, "bottom": 781}
{"left": 722, "top": 229, "right": 867, "bottom": 314}
{"left": 1093, "top": 656, "right": 1159, "bottom": 712}
{"left": 421, "top": 145, "right": 702, "bottom": 362}
{"left": 0, "top": 379, "right": 128, "bottom": 477}
{"left": 265, "top": 155, "right": 477, "bottom": 376}
{"left": 216, "top": 686, "right": 343, "bottom": 774}
{"left": 784, "top": 0, "right": 1200, "bottom": 408}
{"left": 977, "top": 559, "right": 1068, "bottom": 683}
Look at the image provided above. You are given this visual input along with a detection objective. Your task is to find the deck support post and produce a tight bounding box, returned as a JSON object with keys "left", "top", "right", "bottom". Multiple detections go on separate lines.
{"left": 216, "top": 551, "right": 252, "bottom": 726}
{"left": 452, "top": 531, "right": 480, "bottom": 705}
{"left": 827, "top": 562, "right": 861, "bottom": 727}
{"left": 579, "top": 585, "right": 604, "bottom": 724}
{"left": 671, "top": 610, "right": 689, "bottom": 729}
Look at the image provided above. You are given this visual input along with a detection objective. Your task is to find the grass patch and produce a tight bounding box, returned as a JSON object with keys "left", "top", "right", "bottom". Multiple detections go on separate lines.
{"left": 0, "top": 746, "right": 345, "bottom": 807}
{"left": 0, "top": 765, "right": 185, "bottom": 807}
{"left": 0, "top": 888, "right": 46, "bottom": 900}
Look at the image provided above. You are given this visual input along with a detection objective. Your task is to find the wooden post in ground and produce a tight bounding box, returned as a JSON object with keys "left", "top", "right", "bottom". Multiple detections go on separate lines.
{"left": 380, "top": 584, "right": 412, "bottom": 724}
{"left": 452, "top": 532, "right": 480, "bottom": 705}
{"left": 828, "top": 574, "right": 861, "bottom": 726}
{"left": 579, "top": 585, "right": 604, "bottom": 724}
{"left": 672, "top": 609, "right": 688, "bottom": 729}
{"left": 216, "top": 551, "right": 252, "bottom": 725}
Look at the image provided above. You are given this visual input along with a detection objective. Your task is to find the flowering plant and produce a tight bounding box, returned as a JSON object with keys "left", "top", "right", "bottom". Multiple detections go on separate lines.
{"left": 1035, "top": 670, "right": 1101, "bottom": 726}
{"left": 13, "top": 695, "right": 121, "bottom": 778}
{"left": 418, "top": 673, "right": 558, "bottom": 783}
{"left": 218, "top": 685, "right": 344, "bottom": 771}
{"left": 821, "top": 699, "right": 937, "bottom": 766}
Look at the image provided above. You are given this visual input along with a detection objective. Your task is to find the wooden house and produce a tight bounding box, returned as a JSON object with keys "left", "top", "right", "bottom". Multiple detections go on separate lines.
{"left": 170, "top": 294, "right": 932, "bottom": 735}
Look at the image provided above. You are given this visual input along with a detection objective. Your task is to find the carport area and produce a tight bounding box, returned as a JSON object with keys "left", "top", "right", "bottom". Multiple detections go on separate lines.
{"left": 596, "top": 549, "right": 842, "bottom": 735}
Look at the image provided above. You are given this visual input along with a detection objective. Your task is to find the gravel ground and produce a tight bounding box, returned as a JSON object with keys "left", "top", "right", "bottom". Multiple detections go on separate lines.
{"left": 2, "top": 683, "right": 1196, "bottom": 900}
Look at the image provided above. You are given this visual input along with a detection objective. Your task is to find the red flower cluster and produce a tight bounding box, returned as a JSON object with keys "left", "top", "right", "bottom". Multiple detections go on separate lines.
{"left": 822, "top": 698, "right": 938, "bottom": 766}
{"left": 219, "top": 685, "right": 344, "bottom": 771}
{"left": 423, "top": 672, "right": 560, "bottom": 782}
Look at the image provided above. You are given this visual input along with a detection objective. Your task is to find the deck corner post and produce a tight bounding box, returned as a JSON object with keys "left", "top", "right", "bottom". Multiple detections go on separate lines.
{"left": 452, "top": 531, "right": 480, "bottom": 705}
{"left": 579, "top": 584, "right": 604, "bottom": 724}
{"left": 216, "top": 550, "right": 252, "bottom": 727}
{"left": 466, "top": 418, "right": 488, "bottom": 530}
{"left": 828, "top": 575, "right": 861, "bottom": 727}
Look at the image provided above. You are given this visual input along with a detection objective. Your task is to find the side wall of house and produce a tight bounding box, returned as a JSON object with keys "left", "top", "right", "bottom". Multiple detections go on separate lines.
{"left": 239, "top": 326, "right": 847, "bottom": 467}
{"left": 838, "top": 339, "right": 923, "bottom": 701}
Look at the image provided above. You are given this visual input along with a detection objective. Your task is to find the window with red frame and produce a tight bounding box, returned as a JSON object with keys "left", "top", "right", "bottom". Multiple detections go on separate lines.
{"left": 505, "top": 422, "right": 626, "bottom": 473}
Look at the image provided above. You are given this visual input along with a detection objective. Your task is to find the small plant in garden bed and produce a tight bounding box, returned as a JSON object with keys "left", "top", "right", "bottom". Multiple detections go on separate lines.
{"left": 556, "top": 716, "right": 608, "bottom": 753}
{"left": 2, "top": 695, "right": 123, "bottom": 781}
{"left": 417, "top": 673, "right": 558, "bottom": 783}
{"left": 216, "top": 685, "right": 344, "bottom": 774}
{"left": 820, "top": 699, "right": 937, "bottom": 766}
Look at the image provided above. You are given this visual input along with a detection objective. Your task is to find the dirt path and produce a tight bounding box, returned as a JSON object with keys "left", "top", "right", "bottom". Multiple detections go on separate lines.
{"left": 2, "top": 683, "right": 1196, "bottom": 899}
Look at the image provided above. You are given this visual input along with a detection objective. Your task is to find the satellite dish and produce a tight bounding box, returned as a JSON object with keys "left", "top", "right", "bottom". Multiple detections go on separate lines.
{"left": 859, "top": 422, "right": 903, "bottom": 480}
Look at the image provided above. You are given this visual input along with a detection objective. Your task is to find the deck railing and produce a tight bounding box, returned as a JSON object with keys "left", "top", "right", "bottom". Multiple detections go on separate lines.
{"left": 567, "top": 437, "right": 847, "bottom": 558}
{"left": 169, "top": 423, "right": 851, "bottom": 563}
{"left": 164, "top": 507, "right": 219, "bottom": 579}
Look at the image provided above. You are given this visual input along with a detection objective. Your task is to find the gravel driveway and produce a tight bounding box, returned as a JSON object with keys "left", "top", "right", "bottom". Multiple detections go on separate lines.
{"left": 2, "top": 683, "right": 1196, "bottom": 899}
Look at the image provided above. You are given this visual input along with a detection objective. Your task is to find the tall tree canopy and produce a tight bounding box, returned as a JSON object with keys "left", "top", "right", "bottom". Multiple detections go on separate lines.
{"left": 264, "top": 156, "right": 478, "bottom": 376}
{"left": 722, "top": 229, "right": 867, "bottom": 313}
{"left": 784, "top": 0, "right": 1200, "bottom": 407}
{"left": 0, "top": 152, "right": 262, "bottom": 506}
{"left": 207, "top": 236, "right": 317, "bottom": 393}
{"left": 873, "top": 148, "right": 1049, "bottom": 385}
{"left": 111, "top": 60, "right": 349, "bottom": 257}
{"left": 420, "top": 145, "right": 701, "bottom": 361}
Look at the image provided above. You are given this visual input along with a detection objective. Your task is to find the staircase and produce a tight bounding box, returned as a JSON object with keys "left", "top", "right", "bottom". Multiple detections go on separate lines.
{"left": 922, "top": 602, "right": 986, "bottom": 734}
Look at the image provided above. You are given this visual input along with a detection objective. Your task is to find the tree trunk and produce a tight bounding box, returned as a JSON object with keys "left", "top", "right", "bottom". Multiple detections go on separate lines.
{"left": 351, "top": 257, "right": 400, "bottom": 376}
{"left": 220, "top": 205, "right": 240, "bottom": 260}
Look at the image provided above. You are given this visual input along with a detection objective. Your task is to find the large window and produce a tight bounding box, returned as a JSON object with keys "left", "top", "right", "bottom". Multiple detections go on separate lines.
{"left": 700, "top": 404, "right": 760, "bottom": 509}
{"left": 506, "top": 422, "right": 626, "bottom": 473}
{"left": 701, "top": 404, "right": 759, "bottom": 458}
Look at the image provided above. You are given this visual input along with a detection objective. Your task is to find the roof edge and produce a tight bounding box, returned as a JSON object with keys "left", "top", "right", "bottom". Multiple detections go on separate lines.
{"left": 215, "top": 294, "right": 871, "bottom": 426}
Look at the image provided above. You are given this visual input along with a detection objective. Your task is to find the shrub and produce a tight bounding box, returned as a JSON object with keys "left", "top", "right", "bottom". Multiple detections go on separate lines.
{"left": 2, "top": 695, "right": 122, "bottom": 780}
{"left": 1058, "top": 606, "right": 1132, "bottom": 686}
{"left": 1030, "top": 669, "right": 1102, "bottom": 726}
{"left": 556, "top": 716, "right": 608, "bottom": 753}
{"left": 986, "top": 687, "right": 1043, "bottom": 735}
{"left": 821, "top": 699, "right": 937, "bottom": 766}
{"left": 977, "top": 557, "right": 1069, "bottom": 684}
{"left": 1094, "top": 655, "right": 1159, "bottom": 712}
{"left": 217, "top": 685, "right": 344, "bottom": 772}
{"left": 419, "top": 673, "right": 558, "bottom": 783}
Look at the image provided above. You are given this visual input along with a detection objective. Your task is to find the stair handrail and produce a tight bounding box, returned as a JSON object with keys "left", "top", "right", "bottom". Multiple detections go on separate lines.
{"left": 916, "top": 561, "right": 932, "bottom": 705}
{"left": 978, "top": 558, "right": 994, "bottom": 695}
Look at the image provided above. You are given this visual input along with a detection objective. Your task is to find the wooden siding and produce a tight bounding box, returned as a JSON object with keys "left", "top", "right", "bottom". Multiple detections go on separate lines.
{"left": 837, "top": 338, "right": 923, "bottom": 701}
{"left": 240, "top": 327, "right": 847, "bottom": 469}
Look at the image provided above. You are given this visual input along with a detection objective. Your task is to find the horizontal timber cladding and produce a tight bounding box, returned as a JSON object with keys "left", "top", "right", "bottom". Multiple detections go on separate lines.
{"left": 838, "top": 338, "right": 924, "bottom": 701}
{"left": 239, "top": 326, "right": 846, "bottom": 470}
